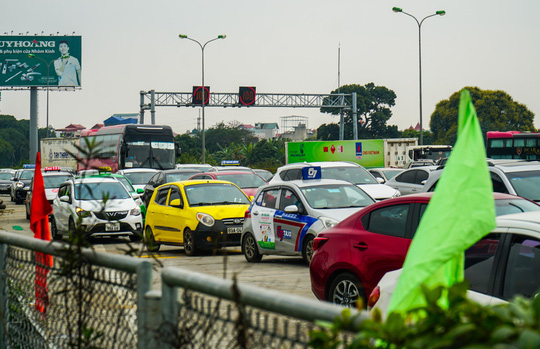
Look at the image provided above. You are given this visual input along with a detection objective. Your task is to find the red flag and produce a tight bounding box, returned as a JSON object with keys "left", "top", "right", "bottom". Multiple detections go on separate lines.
{"left": 30, "top": 152, "right": 54, "bottom": 314}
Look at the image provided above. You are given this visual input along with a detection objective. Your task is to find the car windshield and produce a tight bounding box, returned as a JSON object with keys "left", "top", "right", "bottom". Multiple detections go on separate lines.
{"left": 217, "top": 173, "right": 267, "bottom": 188}
{"left": 166, "top": 172, "right": 201, "bottom": 182}
{"left": 505, "top": 171, "right": 540, "bottom": 202}
{"left": 321, "top": 167, "right": 378, "bottom": 185}
{"left": 301, "top": 184, "right": 375, "bottom": 209}
{"left": 495, "top": 198, "right": 540, "bottom": 216}
{"left": 116, "top": 177, "right": 135, "bottom": 193}
{"left": 122, "top": 171, "right": 156, "bottom": 185}
{"left": 20, "top": 170, "right": 34, "bottom": 180}
{"left": 43, "top": 175, "right": 72, "bottom": 189}
{"left": 185, "top": 183, "right": 250, "bottom": 206}
{"left": 0, "top": 173, "right": 12, "bottom": 180}
{"left": 74, "top": 182, "right": 131, "bottom": 200}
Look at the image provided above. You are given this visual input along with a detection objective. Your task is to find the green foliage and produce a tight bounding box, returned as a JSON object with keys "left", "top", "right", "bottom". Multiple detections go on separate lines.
{"left": 309, "top": 282, "right": 540, "bottom": 349}
{"left": 320, "top": 83, "right": 397, "bottom": 140}
{"left": 430, "top": 87, "right": 536, "bottom": 145}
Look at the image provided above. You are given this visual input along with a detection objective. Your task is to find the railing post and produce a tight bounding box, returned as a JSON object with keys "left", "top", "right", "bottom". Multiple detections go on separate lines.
{"left": 0, "top": 243, "right": 7, "bottom": 348}
{"left": 136, "top": 260, "right": 153, "bottom": 349}
{"left": 161, "top": 281, "right": 179, "bottom": 349}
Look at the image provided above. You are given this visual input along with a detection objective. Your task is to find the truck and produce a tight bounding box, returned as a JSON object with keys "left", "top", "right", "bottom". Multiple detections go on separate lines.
{"left": 40, "top": 138, "right": 79, "bottom": 169}
{"left": 285, "top": 138, "right": 418, "bottom": 168}
{"left": 405, "top": 144, "right": 453, "bottom": 164}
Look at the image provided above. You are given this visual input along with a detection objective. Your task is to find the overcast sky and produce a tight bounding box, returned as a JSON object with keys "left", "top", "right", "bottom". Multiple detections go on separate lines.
{"left": 1, "top": 0, "right": 539, "bottom": 135}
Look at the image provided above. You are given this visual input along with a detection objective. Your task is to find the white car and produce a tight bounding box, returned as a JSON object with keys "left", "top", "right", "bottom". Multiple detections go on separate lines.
{"left": 384, "top": 166, "right": 438, "bottom": 195}
{"left": 50, "top": 177, "right": 143, "bottom": 241}
{"left": 270, "top": 161, "right": 400, "bottom": 201}
{"left": 368, "top": 211, "right": 540, "bottom": 318}
{"left": 242, "top": 167, "right": 375, "bottom": 264}
{"left": 116, "top": 168, "right": 159, "bottom": 191}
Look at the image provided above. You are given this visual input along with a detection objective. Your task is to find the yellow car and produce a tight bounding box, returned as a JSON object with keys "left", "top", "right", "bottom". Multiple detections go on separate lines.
{"left": 144, "top": 180, "right": 251, "bottom": 255}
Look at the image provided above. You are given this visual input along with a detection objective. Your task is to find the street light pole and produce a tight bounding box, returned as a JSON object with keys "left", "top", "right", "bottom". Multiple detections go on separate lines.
{"left": 178, "top": 34, "right": 226, "bottom": 164}
{"left": 392, "top": 7, "right": 445, "bottom": 146}
{"left": 28, "top": 54, "right": 54, "bottom": 138}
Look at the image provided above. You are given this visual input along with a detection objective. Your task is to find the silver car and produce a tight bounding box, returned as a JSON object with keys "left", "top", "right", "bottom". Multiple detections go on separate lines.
{"left": 241, "top": 177, "right": 375, "bottom": 264}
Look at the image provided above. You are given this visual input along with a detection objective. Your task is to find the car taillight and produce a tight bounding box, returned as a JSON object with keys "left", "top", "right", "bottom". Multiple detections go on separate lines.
{"left": 312, "top": 237, "right": 328, "bottom": 251}
{"left": 244, "top": 208, "right": 251, "bottom": 219}
{"left": 367, "top": 286, "right": 380, "bottom": 309}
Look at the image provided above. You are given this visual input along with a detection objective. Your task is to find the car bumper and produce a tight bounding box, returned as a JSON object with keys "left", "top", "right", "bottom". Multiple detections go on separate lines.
{"left": 193, "top": 221, "right": 243, "bottom": 249}
{"left": 0, "top": 184, "right": 11, "bottom": 194}
{"left": 80, "top": 216, "right": 143, "bottom": 237}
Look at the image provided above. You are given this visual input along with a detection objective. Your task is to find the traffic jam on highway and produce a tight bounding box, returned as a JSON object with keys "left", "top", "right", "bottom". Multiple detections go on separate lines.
{"left": 4, "top": 147, "right": 540, "bottom": 317}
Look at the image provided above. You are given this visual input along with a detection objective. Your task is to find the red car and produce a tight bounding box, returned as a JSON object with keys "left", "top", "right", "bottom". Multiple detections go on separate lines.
{"left": 187, "top": 171, "right": 267, "bottom": 198}
{"left": 309, "top": 192, "right": 540, "bottom": 307}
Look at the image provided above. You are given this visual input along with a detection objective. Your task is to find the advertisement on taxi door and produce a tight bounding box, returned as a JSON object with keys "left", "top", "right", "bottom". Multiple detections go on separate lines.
{"left": 254, "top": 211, "right": 275, "bottom": 249}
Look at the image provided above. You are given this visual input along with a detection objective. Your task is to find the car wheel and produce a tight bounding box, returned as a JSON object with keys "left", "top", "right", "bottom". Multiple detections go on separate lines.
{"left": 183, "top": 229, "right": 198, "bottom": 256}
{"left": 242, "top": 233, "right": 262, "bottom": 263}
{"left": 302, "top": 235, "right": 314, "bottom": 264}
{"left": 328, "top": 272, "right": 366, "bottom": 308}
{"left": 68, "top": 218, "right": 76, "bottom": 232}
{"left": 144, "top": 226, "right": 160, "bottom": 252}
{"left": 50, "top": 216, "right": 62, "bottom": 241}
{"left": 129, "top": 232, "right": 142, "bottom": 242}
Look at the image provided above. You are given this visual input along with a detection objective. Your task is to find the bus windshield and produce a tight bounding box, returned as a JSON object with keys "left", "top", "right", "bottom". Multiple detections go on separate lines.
{"left": 125, "top": 141, "right": 175, "bottom": 170}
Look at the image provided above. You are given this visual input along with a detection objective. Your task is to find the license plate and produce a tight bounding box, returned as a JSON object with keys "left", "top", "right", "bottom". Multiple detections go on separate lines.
{"left": 105, "top": 222, "right": 120, "bottom": 231}
{"left": 227, "top": 227, "right": 242, "bottom": 234}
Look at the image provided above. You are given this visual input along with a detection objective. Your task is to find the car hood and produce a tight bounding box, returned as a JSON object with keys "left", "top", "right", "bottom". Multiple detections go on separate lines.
{"left": 357, "top": 184, "right": 399, "bottom": 200}
{"left": 311, "top": 207, "right": 364, "bottom": 221}
{"left": 76, "top": 198, "right": 137, "bottom": 212}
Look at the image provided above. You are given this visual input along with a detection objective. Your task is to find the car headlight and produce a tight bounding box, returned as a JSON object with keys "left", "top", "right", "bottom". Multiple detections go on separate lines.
{"left": 23, "top": 186, "right": 30, "bottom": 191}
{"left": 16, "top": 181, "right": 24, "bottom": 188}
{"left": 130, "top": 207, "right": 141, "bottom": 216}
{"left": 392, "top": 190, "right": 401, "bottom": 198}
{"left": 196, "top": 212, "right": 215, "bottom": 227}
{"left": 76, "top": 206, "right": 90, "bottom": 218}
{"left": 320, "top": 216, "right": 339, "bottom": 229}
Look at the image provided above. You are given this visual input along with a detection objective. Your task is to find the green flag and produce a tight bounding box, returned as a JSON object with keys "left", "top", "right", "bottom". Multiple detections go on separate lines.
{"left": 387, "top": 89, "right": 496, "bottom": 314}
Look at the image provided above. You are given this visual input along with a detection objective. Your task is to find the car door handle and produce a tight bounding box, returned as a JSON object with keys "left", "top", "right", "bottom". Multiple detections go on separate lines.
{"left": 353, "top": 242, "right": 368, "bottom": 251}
{"left": 252, "top": 211, "right": 259, "bottom": 216}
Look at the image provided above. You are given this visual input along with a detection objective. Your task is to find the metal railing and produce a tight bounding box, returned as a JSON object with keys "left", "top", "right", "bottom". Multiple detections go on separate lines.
{"left": 0, "top": 230, "right": 367, "bottom": 348}
{"left": 0, "top": 231, "right": 153, "bottom": 349}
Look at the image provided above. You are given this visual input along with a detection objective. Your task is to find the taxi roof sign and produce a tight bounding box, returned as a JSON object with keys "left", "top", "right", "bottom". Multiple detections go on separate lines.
{"left": 221, "top": 160, "right": 239, "bottom": 166}
{"left": 44, "top": 166, "right": 61, "bottom": 171}
{"left": 302, "top": 166, "right": 321, "bottom": 180}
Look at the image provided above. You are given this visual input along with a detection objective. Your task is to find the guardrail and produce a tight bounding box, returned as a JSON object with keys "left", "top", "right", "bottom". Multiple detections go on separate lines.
{"left": 0, "top": 230, "right": 367, "bottom": 348}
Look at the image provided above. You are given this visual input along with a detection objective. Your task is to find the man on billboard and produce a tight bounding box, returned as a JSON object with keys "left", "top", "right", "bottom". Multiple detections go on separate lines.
{"left": 54, "top": 40, "right": 81, "bottom": 86}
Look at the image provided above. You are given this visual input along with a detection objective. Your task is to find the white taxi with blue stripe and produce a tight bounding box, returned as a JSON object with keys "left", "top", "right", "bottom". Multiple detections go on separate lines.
{"left": 241, "top": 166, "right": 375, "bottom": 264}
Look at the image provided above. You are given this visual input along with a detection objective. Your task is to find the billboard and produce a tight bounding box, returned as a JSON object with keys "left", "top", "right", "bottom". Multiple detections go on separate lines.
{"left": 286, "top": 140, "right": 385, "bottom": 168}
{"left": 0, "top": 36, "right": 82, "bottom": 87}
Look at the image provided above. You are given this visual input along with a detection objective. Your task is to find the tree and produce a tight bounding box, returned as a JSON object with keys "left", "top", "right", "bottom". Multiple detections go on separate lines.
{"left": 430, "top": 87, "right": 536, "bottom": 145}
{"left": 203, "top": 122, "right": 258, "bottom": 154}
{"left": 320, "top": 83, "right": 397, "bottom": 140}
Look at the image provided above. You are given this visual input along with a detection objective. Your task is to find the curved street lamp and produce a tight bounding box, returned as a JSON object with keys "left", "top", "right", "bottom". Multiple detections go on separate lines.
{"left": 178, "top": 34, "right": 227, "bottom": 164}
{"left": 28, "top": 54, "right": 55, "bottom": 138}
{"left": 392, "top": 7, "right": 445, "bottom": 146}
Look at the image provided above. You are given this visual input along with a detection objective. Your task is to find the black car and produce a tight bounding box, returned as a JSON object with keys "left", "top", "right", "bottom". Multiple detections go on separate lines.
{"left": 0, "top": 170, "right": 15, "bottom": 194}
{"left": 142, "top": 169, "right": 203, "bottom": 206}
{"left": 10, "top": 169, "right": 34, "bottom": 204}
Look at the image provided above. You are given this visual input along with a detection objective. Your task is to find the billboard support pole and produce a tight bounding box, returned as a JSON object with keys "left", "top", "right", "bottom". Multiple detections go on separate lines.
{"left": 352, "top": 92, "right": 358, "bottom": 140}
{"left": 29, "top": 87, "right": 38, "bottom": 162}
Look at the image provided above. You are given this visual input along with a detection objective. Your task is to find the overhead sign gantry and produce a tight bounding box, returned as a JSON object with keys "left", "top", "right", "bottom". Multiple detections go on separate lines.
{"left": 139, "top": 88, "right": 359, "bottom": 139}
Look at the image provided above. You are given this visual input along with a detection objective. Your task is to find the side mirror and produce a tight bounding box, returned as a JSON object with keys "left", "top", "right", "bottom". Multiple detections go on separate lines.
{"left": 376, "top": 177, "right": 384, "bottom": 184}
{"left": 137, "top": 188, "right": 144, "bottom": 194}
{"left": 284, "top": 204, "right": 299, "bottom": 214}
{"left": 60, "top": 195, "right": 70, "bottom": 203}
{"left": 169, "top": 198, "right": 183, "bottom": 209}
